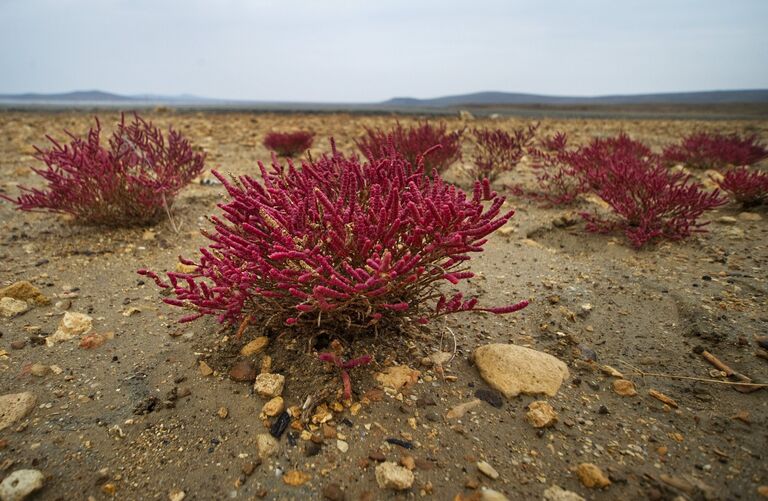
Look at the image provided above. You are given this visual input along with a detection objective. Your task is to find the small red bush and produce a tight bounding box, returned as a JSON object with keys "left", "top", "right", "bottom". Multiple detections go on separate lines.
{"left": 716, "top": 167, "right": 768, "bottom": 207}
{"left": 662, "top": 132, "right": 768, "bottom": 169}
{"left": 516, "top": 132, "right": 588, "bottom": 205}
{"left": 263, "top": 131, "right": 314, "bottom": 157}
{"left": 356, "top": 121, "right": 462, "bottom": 175}
{"left": 2, "top": 114, "right": 205, "bottom": 226}
{"left": 469, "top": 124, "right": 538, "bottom": 182}
{"left": 140, "top": 142, "right": 527, "bottom": 329}
{"left": 577, "top": 136, "right": 727, "bottom": 248}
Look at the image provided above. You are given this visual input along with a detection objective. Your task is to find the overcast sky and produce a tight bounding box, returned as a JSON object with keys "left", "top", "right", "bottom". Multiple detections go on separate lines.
{"left": 1, "top": 0, "right": 766, "bottom": 102}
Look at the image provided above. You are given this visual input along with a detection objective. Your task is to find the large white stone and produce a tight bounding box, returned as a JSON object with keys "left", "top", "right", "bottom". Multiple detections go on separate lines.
{"left": 473, "top": 344, "right": 569, "bottom": 398}
{"left": 0, "top": 392, "right": 36, "bottom": 432}
{"left": 375, "top": 462, "right": 414, "bottom": 490}
{"left": 0, "top": 469, "right": 44, "bottom": 501}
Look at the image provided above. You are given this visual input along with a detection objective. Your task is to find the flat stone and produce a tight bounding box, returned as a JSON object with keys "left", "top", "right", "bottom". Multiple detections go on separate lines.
{"left": 240, "top": 336, "right": 269, "bottom": 357}
{"left": 612, "top": 379, "right": 637, "bottom": 397}
{"left": 473, "top": 344, "right": 569, "bottom": 398}
{"left": 254, "top": 373, "right": 285, "bottom": 398}
{"left": 543, "top": 485, "right": 586, "bottom": 501}
{"left": 0, "top": 297, "right": 29, "bottom": 318}
{"left": 0, "top": 469, "right": 45, "bottom": 501}
{"left": 0, "top": 392, "right": 36, "bottom": 431}
{"left": 375, "top": 461, "right": 414, "bottom": 490}
{"left": 0, "top": 281, "right": 50, "bottom": 305}
{"left": 738, "top": 212, "right": 762, "bottom": 222}
{"left": 322, "top": 483, "right": 345, "bottom": 501}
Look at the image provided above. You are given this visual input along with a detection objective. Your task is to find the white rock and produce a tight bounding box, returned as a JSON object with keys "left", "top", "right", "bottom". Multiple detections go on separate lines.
{"left": 543, "top": 485, "right": 586, "bottom": 501}
{"left": 253, "top": 373, "right": 285, "bottom": 398}
{"left": 256, "top": 433, "right": 279, "bottom": 459}
{"left": 336, "top": 439, "right": 349, "bottom": 453}
{"left": 0, "top": 392, "right": 36, "bottom": 431}
{"left": 477, "top": 460, "right": 500, "bottom": 479}
{"left": 0, "top": 297, "right": 29, "bottom": 318}
{"left": 375, "top": 461, "right": 414, "bottom": 490}
{"left": 0, "top": 469, "right": 45, "bottom": 501}
{"left": 168, "top": 489, "right": 186, "bottom": 501}
{"left": 46, "top": 312, "right": 93, "bottom": 346}
{"left": 473, "top": 344, "right": 569, "bottom": 398}
{"left": 481, "top": 488, "right": 511, "bottom": 501}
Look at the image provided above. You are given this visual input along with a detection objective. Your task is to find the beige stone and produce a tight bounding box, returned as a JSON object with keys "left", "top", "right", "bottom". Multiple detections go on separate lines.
{"left": 375, "top": 461, "right": 414, "bottom": 490}
{"left": 240, "top": 336, "right": 269, "bottom": 357}
{"left": 576, "top": 463, "right": 611, "bottom": 488}
{"left": 262, "top": 396, "right": 284, "bottom": 417}
{"left": 0, "top": 392, "right": 36, "bottom": 431}
{"left": 0, "top": 297, "right": 29, "bottom": 318}
{"left": 0, "top": 280, "right": 50, "bottom": 305}
{"left": 526, "top": 401, "right": 558, "bottom": 428}
{"left": 375, "top": 365, "right": 420, "bottom": 390}
{"left": 254, "top": 373, "right": 285, "bottom": 398}
{"left": 473, "top": 344, "right": 569, "bottom": 398}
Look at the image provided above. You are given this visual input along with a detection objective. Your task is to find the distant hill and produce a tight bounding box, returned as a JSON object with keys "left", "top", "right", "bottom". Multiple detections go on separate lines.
{"left": 383, "top": 89, "right": 768, "bottom": 107}
{"left": 0, "top": 90, "right": 138, "bottom": 102}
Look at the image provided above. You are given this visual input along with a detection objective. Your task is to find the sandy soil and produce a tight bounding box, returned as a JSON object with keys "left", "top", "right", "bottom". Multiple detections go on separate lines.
{"left": 0, "top": 110, "right": 766, "bottom": 501}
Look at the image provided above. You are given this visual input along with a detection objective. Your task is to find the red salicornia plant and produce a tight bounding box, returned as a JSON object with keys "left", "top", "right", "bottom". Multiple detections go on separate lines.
{"left": 662, "top": 132, "right": 768, "bottom": 169}
{"left": 318, "top": 352, "right": 372, "bottom": 400}
{"left": 469, "top": 124, "right": 538, "bottom": 182}
{"left": 577, "top": 136, "right": 727, "bottom": 248}
{"left": 263, "top": 130, "right": 314, "bottom": 157}
{"left": 356, "top": 121, "right": 462, "bottom": 175}
{"left": 139, "top": 142, "right": 527, "bottom": 330}
{"left": 2, "top": 114, "right": 205, "bottom": 226}
{"left": 517, "top": 131, "right": 588, "bottom": 205}
{"left": 716, "top": 167, "right": 768, "bottom": 207}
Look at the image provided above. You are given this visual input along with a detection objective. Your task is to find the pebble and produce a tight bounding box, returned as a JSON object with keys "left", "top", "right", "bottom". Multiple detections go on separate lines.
{"left": 304, "top": 441, "right": 322, "bottom": 457}
{"left": 0, "top": 469, "right": 45, "bottom": 501}
{"left": 612, "top": 379, "right": 637, "bottom": 397}
{"left": 229, "top": 360, "right": 257, "bottom": 382}
{"left": 240, "top": 336, "right": 269, "bottom": 356}
{"left": 446, "top": 399, "right": 482, "bottom": 419}
{"left": 322, "top": 483, "right": 345, "bottom": 501}
{"left": 254, "top": 373, "right": 285, "bottom": 398}
{"left": 477, "top": 460, "right": 500, "bottom": 480}
{"left": 526, "top": 401, "right": 558, "bottom": 428}
{"left": 738, "top": 212, "right": 762, "bottom": 222}
{"left": 336, "top": 439, "right": 349, "bottom": 453}
{"left": 256, "top": 433, "right": 279, "bottom": 459}
{"left": 168, "top": 489, "right": 186, "bottom": 501}
{"left": 543, "top": 485, "right": 586, "bottom": 501}
{"left": 0, "top": 392, "right": 36, "bottom": 431}
{"left": 262, "top": 396, "right": 284, "bottom": 417}
{"left": 575, "top": 463, "right": 611, "bottom": 488}
{"left": 473, "top": 344, "right": 570, "bottom": 398}
{"left": 716, "top": 216, "right": 738, "bottom": 224}
{"left": 198, "top": 361, "right": 214, "bottom": 377}
{"left": 217, "top": 407, "right": 228, "bottom": 419}
{"left": 375, "top": 462, "right": 414, "bottom": 490}
{"left": 480, "top": 488, "right": 510, "bottom": 501}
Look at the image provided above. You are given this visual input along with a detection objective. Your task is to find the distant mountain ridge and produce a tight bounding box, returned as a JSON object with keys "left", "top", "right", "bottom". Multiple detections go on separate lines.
{"left": 1, "top": 89, "right": 767, "bottom": 107}
{"left": 383, "top": 89, "right": 768, "bottom": 107}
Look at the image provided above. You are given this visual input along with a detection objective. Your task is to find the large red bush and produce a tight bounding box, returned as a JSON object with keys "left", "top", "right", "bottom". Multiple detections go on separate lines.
{"left": 577, "top": 136, "right": 727, "bottom": 248}
{"left": 662, "top": 132, "right": 768, "bottom": 169}
{"left": 716, "top": 167, "right": 768, "bottom": 207}
{"left": 263, "top": 131, "right": 314, "bottom": 157}
{"left": 356, "top": 121, "right": 462, "bottom": 175}
{"left": 469, "top": 124, "right": 538, "bottom": 182}
{"left": 2, "top": 114, "right": 205, "bottom": 226}
{"left": 140, "top": 143, "right": 527, "bottom": 329}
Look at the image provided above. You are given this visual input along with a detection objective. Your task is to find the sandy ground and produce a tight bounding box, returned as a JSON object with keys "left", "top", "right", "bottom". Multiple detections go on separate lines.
{"left": 0, "top": 110, "right": 767, "bottom": 501}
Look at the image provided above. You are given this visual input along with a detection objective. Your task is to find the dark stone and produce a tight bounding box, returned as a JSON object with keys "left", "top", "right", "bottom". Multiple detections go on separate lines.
{"left": 270, "top": 411, "right": 291, "bottom": 438}
{"left": 474, "top": 388, "right": 503, "bottom": 408}
{"left": 322, "top": 483, "right": 345, "bottom": 501}
{"left": 304, "top": 441, "right": 322, "bottom": 457}
{"left": 385, "top": 438, "right": 413, "bottom": 449}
